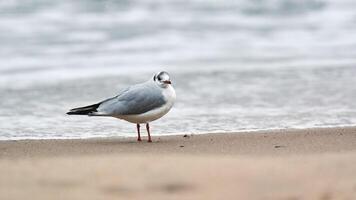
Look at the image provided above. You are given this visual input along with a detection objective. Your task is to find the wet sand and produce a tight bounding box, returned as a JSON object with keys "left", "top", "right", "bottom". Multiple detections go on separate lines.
{"left": 1, "top": 127, "right": 356, "bottom": 200}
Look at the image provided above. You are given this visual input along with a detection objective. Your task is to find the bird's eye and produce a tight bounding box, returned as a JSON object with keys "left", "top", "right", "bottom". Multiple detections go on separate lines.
{"left": 157, "top": 76, "right": 162, "bottom": 81}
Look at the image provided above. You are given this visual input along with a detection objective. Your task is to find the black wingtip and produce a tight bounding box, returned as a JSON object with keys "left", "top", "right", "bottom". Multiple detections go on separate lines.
{"left": 66, "top": 103, "right": 101, "bottom": 116}
{"left": 66, "top": 111, "right": 92, "bottom": 115}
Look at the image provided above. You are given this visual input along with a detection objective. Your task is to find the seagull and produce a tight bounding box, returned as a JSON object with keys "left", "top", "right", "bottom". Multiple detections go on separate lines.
{"left": 67, "top": 71, "right": 176, "bottom": 142}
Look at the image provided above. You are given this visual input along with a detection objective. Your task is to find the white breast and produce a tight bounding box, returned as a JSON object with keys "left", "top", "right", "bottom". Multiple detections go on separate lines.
{"left": 118, "top": 85, "right": 176, "bottom": 124}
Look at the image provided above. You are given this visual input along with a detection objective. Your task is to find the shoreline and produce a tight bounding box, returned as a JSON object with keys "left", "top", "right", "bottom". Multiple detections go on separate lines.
{"left": 1, "top": 127, "right": 356, "bottom": 199}
{"left": 1, "top": 126, "right": 355, "bottom": 158}
{"left": 2, "top": 125, "right": 356, "bottom": 141}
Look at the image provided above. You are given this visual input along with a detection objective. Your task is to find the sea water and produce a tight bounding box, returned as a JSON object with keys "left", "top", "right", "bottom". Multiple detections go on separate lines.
{"left": 1, "top": 0, "right": 356, "bottom": 139}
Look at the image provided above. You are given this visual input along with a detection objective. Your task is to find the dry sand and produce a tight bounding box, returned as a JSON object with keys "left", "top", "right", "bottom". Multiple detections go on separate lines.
{"left": 0, "top": 127, "right": 356, "bottom": 200}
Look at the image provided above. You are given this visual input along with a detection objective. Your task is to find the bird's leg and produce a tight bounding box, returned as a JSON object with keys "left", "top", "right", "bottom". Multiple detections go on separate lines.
{"left": 146, "top": 123, "right": 152, "bottom": 143}
{"left": 136, "top": 124, "right": 142, "bottom": 142}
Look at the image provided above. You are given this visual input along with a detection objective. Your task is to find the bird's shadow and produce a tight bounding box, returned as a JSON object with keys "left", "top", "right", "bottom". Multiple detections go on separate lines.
{"left": 84, "top": 138, "right": 160, "bottom": 146}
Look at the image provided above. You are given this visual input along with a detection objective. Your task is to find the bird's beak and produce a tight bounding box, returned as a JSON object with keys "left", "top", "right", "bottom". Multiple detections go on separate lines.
{"left": 163, "top": 80, "right": 171, "bottom": 84}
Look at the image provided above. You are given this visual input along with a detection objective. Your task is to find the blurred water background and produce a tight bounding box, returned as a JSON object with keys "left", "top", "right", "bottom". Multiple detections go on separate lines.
{"left": 1, "top": 0, "right": 356, "bottom": 139}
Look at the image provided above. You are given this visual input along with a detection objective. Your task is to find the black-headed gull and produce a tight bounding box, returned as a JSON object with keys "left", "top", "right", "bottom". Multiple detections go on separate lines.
{"left": 67, "top": 71, "right": 176, "bottom": 142}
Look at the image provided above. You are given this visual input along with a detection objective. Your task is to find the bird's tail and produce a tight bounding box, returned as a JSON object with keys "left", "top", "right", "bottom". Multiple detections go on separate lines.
{"left": 66, "top": 103, "right": 100, "bottom": 115}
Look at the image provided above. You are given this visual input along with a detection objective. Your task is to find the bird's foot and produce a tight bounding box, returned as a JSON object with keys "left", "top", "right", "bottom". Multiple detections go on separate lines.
{"left": 147, "top": 139, "right": 152, "bottom": 143}
{"left": 137, "top": 138, "right": 142, "bottom": 142}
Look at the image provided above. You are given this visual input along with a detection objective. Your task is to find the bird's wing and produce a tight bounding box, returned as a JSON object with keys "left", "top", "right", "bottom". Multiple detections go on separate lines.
{"left": 94, "top": 83, "right": 166, "bottom": 116}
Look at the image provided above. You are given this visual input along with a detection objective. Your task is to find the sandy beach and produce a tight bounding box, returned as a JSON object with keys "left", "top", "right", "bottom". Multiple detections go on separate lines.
{"left": 1, "top": 127, "right": 356, "bottom": 200}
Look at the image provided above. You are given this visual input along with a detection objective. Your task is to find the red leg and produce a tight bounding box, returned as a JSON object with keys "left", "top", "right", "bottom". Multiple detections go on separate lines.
{"left": 136, "top": 124, "right": 142, "bottom": 142}
{"left": 146, "top": 123, "right": 152, "bottom": 143}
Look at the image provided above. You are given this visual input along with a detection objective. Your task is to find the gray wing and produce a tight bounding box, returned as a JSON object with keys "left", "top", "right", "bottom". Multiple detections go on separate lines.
{"left": 95, "top": 83, "right": 166, "bottom": 116}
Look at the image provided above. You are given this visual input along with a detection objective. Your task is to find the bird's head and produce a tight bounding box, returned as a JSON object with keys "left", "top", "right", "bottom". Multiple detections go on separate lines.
{"left": 153, "top": 71, "right": 172, "bottom": 88}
